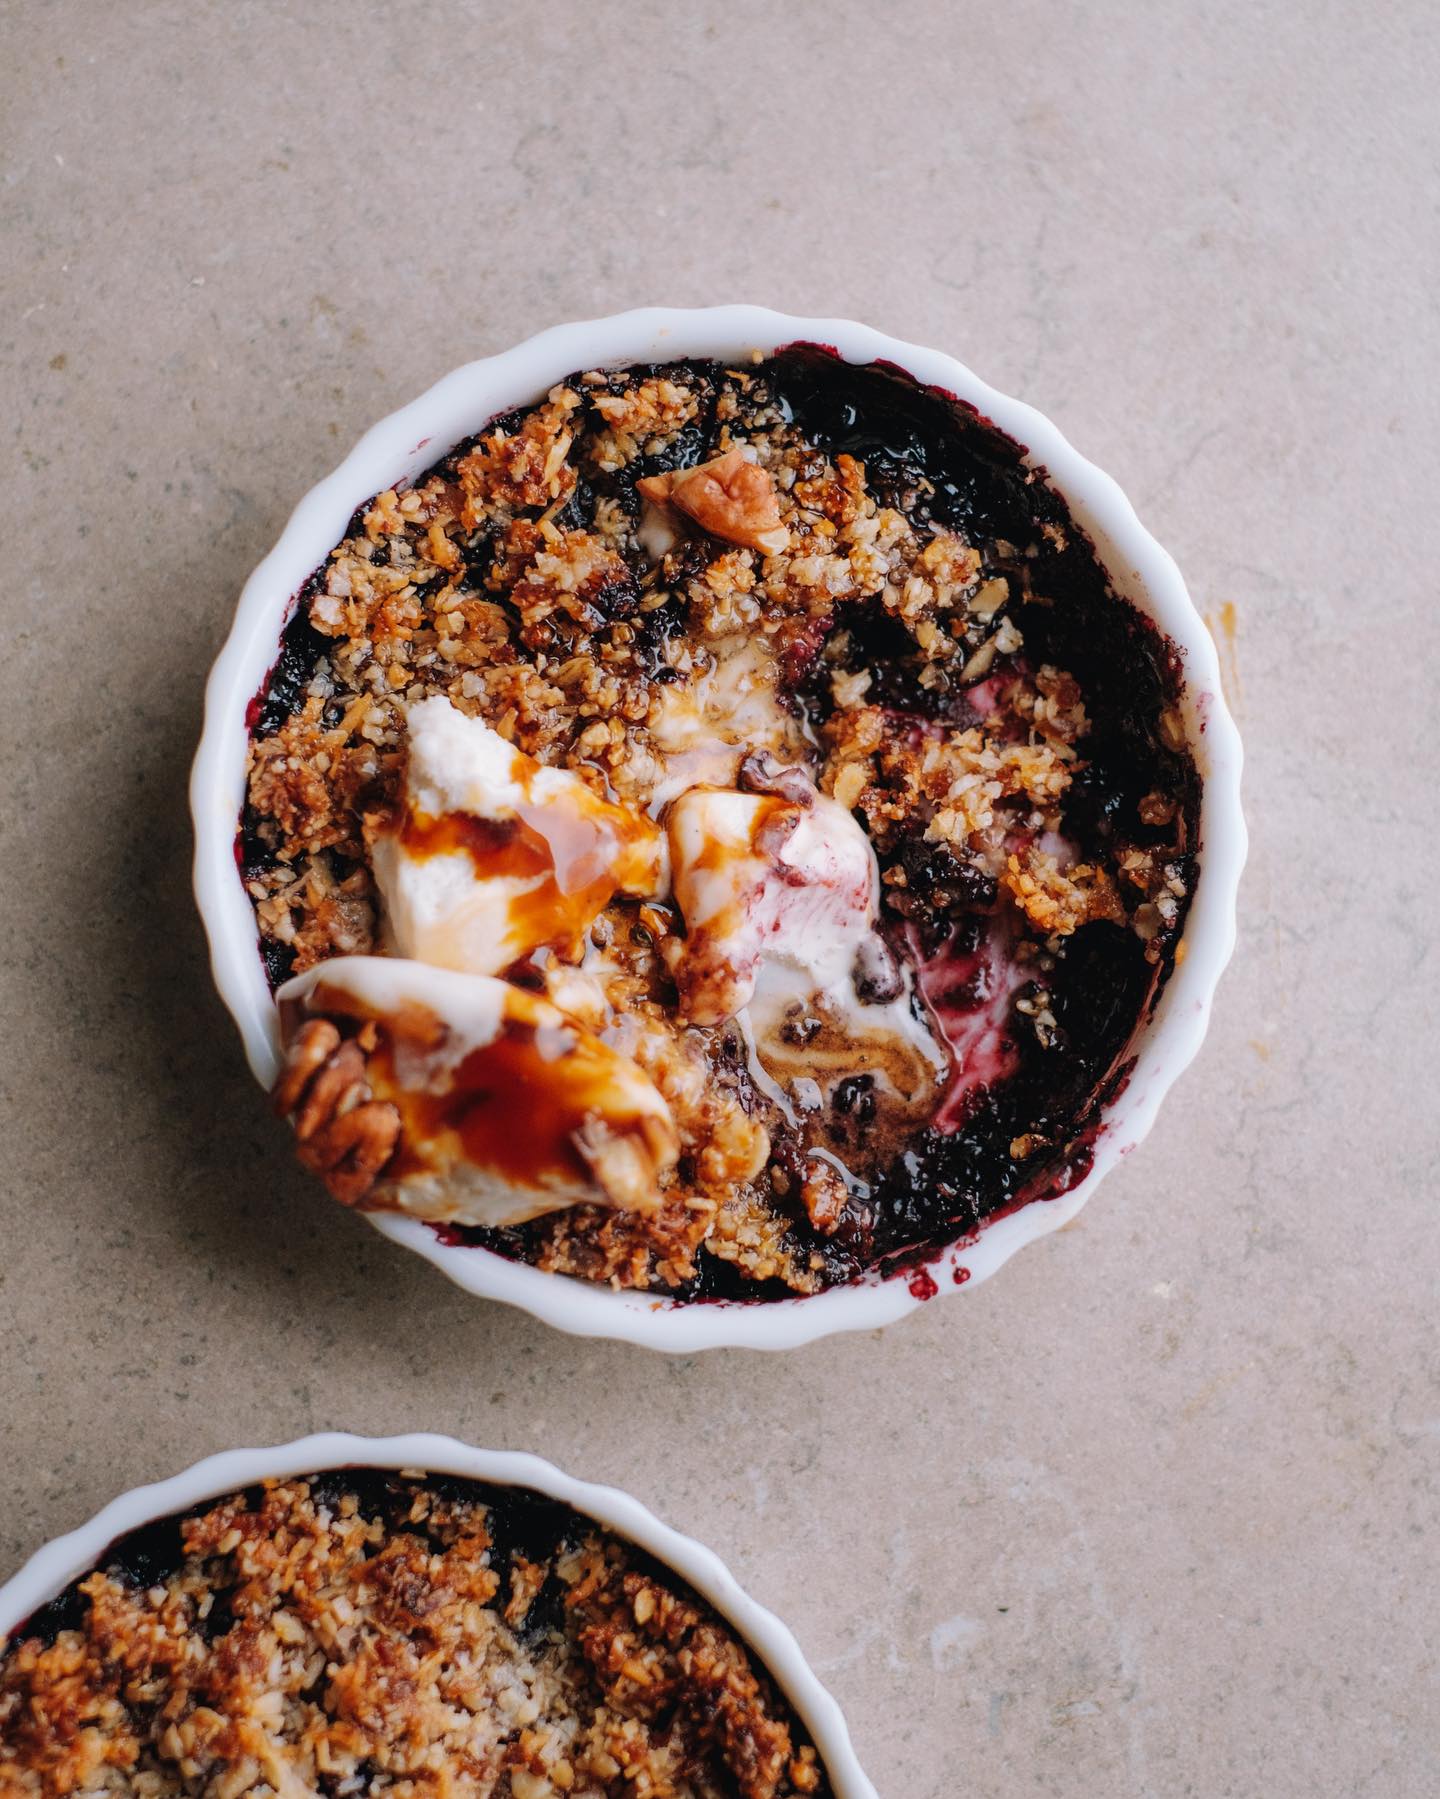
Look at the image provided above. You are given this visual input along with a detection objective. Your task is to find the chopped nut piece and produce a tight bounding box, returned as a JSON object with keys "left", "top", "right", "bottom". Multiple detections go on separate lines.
{"left": 830, "top": 666, "right": 873, "bottom": 710}
{"left": 271, "top": 1016, "right": 341, "bottom": 1115}
{"left": 968, "top": 575, "right": 1010, "bottom": 618}
{"left": 572, "top": 1112, "right": 674, "bottom": 1212}
{"left": 791, "top": 1749, "right": 824, "bottom": 1792}
{"left": 959, "top": 636, "right": 1000, "bottom": 683}
{"left": 290, "top": 1036, "right": 367, "bottom": 1141}
{"left": 1001, "top": 849, "right": 1126, "bottom": 936}
{"left": 830, "top": 761, "right": 867, "bottom": 812}
{"left": 1158, "top": 705, "right": 1187, "bottom": 750}
{"left": 296, "top": 1099, "right": 404, "bottom": 1206}
{"left": 800, "top": 1159, "right": 849, "bottom": 1234}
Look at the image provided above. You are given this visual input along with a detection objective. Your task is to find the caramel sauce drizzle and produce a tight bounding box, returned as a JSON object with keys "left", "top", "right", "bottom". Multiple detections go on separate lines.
{"left": 374, "top": 1013, "right": 598, "bottom": 1191}
{"left": 398, "top": 750, "right": 661, "bottom": 957}
{"left": 297, "top": 978, "right": 668, "bottom": 1205}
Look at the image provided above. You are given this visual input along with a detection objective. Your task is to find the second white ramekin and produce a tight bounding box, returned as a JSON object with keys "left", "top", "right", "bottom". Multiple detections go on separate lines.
{"left": 0, "top": 1432, "right": 876, "bottom": 1798}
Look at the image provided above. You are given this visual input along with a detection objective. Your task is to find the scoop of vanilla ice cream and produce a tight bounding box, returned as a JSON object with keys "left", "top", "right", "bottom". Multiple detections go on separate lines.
{"left": 665, "top": 785, "right": 878, "bottom": 1026}
{"left": 277, "top": 955, "right": 677, "bottom": 1229}
{"left": 372, "top": 695, "right": 664, "bottom": 977}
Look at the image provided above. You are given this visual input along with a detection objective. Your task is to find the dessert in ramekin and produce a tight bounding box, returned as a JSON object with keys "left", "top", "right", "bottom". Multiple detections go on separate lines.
{"left": 0, "top": 1435, "right": 873, "bottom": 1798}
{"left": 192, "top": 308, "right": 1244, "bottom": 1350}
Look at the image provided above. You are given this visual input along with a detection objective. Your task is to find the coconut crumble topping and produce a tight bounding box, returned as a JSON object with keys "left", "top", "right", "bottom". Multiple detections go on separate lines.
{"left": 241, "top": 350, "right": 1199, "bottom": 1296}
{"left": 0, "top": 1473, "right": 829, "bottom": 1799}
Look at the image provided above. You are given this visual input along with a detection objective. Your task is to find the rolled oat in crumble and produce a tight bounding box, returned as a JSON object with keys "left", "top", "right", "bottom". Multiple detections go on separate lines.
{"left": 0, "top": 1473, "right": 830, "bottom": 1799}
{"left": 241, "top": 348, "right": 1199, "bottom": 1296}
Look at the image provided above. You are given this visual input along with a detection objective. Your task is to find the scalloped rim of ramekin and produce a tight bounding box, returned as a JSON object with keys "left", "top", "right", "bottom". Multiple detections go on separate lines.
{"left": 0, "top": 1432, "right": 876, "bottom": 1798}
{"left": 191, "top": 304, "right": 1245, "bottom": 1353}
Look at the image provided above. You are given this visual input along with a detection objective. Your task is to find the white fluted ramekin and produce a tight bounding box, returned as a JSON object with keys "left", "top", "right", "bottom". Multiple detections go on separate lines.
{"left": 0, "top": 1432, "right": 876, "bottom": 1798}
{"left": 191, "top": 305, "right": 1245, "bottom": 1352}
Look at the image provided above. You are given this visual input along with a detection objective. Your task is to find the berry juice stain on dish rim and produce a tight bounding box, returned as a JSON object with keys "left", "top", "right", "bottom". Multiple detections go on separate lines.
{"left": 235, "top": 342, "right": 1202, "bottom": 1305}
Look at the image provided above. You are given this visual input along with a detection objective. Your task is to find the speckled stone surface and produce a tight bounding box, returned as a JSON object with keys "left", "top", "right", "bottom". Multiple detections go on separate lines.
{"left": 2, "top": 4, "right": 1437, "bottom": 1793}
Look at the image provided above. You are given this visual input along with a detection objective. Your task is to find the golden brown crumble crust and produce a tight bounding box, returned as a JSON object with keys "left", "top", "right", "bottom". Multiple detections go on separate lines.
{"left": 241, "top": 357, "right": 1194, "bottom": 1292}
{"left": 0, "top": 1477, "right": 829, "bottom": 1799}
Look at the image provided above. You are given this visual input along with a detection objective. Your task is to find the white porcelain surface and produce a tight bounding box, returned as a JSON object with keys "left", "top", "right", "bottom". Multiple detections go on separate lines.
{"left": 190, "top": 305, "right": 1245, "bottom": 1352}
{"left": 0, "top": 1432, "right": 876, "bottom": 1799}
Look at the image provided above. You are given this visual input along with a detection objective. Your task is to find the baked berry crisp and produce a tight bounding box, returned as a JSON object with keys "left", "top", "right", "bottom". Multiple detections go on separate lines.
{"left": 240, "top": 348, "right": 1199, "bottom": 1298}
{"left": 0, "top": 1470, "right": 829, "bottom": 1798}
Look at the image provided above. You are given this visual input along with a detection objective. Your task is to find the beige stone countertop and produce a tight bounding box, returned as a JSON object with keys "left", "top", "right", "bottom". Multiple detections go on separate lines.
{"left": 2, "top": 3, "right": 1436, "bottom": 1793}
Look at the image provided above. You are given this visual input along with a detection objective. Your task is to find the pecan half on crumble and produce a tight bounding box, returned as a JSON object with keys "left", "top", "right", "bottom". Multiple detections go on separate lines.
{"left": 272, "top": 1017, "right": 400, "bottom": 1206}
{"left": 637, "top": 447, "right": 789, "bottom": 555}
